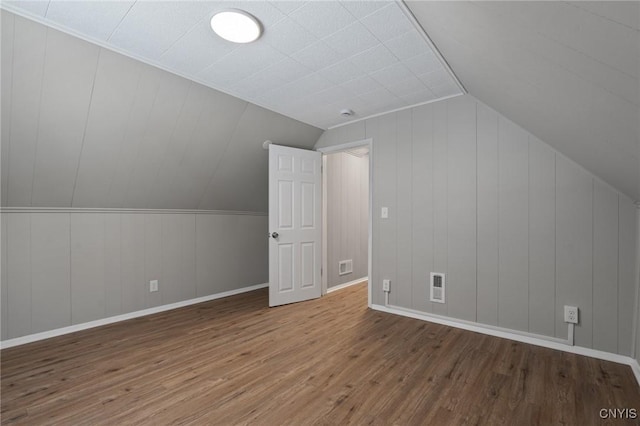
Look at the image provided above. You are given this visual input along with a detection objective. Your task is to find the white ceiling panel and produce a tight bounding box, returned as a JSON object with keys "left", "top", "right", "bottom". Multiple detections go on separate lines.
{"left": 324, "top": 21, "right": 378, "bottom": 58}
{"left": 291, "top": 40, "right": 345, "bottom": 71}
{"left": 318, "top": 59, "right": 366, "bottom": 85}
{"left": 3, "top": 0, "right": 48, "bottom": 17}
{"left": 108, "top": 1, "right": 217, "bottom": 59}
{"left": 370, "top": 62, "right": 414, "bottom": 87}
{"left": 384, "top": 31, "right": 428, "bottom": 61}
{"left": 386, "top": 75, "right": 428, "bottom": 97}
{"left": 262, "top": 17, "right": 316, "bottom": 56}
{"left": 288, "top": 1, "right": 354, "bottom": 39}
{"left": 2, "top": 0, "right": 462, "bottom": 128}
{"left": 403, "top": 52, "right": 442, "bottom": 75}
{"left": 46, "top": 0, "right": 134, "bottom": 41}
{"left": 269, "top": 1, "right": 306, "bottom": 16}
{"left": 340, "top": 74, "right": 382, "bottom": 96}
{"left": 350, "top": 44, "right": 399, "bottom": 73}
{"left": 158, "top": 21, "right": 236, "bottom": 75}
{"left": 360, "top": 3, "right": 413, "bottom": 41}
{"left": 341, "top": 0, "right": 387, "bottom": 20}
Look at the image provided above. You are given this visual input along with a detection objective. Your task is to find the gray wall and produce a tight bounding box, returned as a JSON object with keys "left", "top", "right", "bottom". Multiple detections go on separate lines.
{"left": 407, "top": 1, "right": 639, "bottom": 202}
{"left": 316, "top": 94, "right": 639, "bottom": 356}
{"left": 0, "top": 211, "right": 267, "bottom": 341}
{"left": 0, "top": 11, "right": 322, "bottom": 211}
{"left": 636, "top": 210, "right": 640, "bottom": 364}
{"left": 326, "top": 152, "right": 368, "bottom": 288}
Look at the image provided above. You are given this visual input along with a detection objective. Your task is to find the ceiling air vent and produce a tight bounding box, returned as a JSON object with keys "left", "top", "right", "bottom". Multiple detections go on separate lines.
{"left": 430, "top": 272, "right": 445, "bottom": 303}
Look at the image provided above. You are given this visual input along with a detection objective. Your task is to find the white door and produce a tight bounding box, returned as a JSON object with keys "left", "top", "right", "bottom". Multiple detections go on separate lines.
{"left": 268, "top": 144, "right": 322, "bottom": 307}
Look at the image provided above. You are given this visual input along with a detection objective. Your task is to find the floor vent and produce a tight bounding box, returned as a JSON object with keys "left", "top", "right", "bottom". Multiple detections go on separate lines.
{"left": 338, "top": 260, "right": 353, "bottom": 276}
{"left": 430, "top": 272, "right": 445, "bottom": 303}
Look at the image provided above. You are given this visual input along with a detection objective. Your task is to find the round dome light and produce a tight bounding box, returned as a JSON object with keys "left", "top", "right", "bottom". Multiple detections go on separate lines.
{"left": 210, "top": 10, "right": 262, "bottom": 44}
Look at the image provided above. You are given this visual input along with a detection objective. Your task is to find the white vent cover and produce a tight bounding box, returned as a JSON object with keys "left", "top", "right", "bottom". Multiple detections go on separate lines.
{"left": 430, "top": 272, "right": 445, "bottom": 303}
{"left": 338, "top": 260, "right": 353, "bottom": 276}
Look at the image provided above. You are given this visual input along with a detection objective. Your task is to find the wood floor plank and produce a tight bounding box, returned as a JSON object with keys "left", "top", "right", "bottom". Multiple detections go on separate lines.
{"left": 2, "top": 283, "right": 639, "bottom": 425}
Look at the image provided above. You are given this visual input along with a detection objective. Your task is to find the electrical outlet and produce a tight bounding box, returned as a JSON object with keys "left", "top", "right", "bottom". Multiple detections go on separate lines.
{"left": 382, "top": 279, "right": 390, "bottom": 292}
{"left": 564, "top": 305, "right": 578, "bottom": 324}
{"left": 149, "top": 280, "right": 159, "bottom": 292}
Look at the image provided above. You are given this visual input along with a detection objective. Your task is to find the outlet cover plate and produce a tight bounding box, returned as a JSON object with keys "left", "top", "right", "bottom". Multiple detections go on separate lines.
{"left": 150, "top": 280, "right": 159, "bottom": 292}
{"left": 382, "top": 279, "right": 390, "bottom": 292}
{"left": 564, "top": 305, "right": 578, "bottom": 324}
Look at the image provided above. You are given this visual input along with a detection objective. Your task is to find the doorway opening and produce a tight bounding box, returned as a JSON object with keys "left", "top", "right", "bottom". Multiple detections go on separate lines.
{"left": 319, "top": 140, "right": 372, "bottom": 306}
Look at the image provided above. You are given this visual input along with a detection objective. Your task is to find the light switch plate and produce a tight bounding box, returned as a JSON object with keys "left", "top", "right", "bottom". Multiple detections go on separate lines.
{"left": 381, "top": 207, "right": 388, "bottom": 219}
{"left": 150, "top": 280, "right": 159, "bottom": 292}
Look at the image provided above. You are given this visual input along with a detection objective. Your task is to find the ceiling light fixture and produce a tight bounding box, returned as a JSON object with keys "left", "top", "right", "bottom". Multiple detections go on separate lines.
{"left": 210, "top": 9, "right": 262, "bottom": 44}
{"left": 340, "top": 109, "right": 354, "bottom": 117}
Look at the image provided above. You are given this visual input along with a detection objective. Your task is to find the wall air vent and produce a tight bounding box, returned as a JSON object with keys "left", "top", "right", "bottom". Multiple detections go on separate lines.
{"left": 338, "top": 259, "right": 353, "bottom": 276}
{"left": 430, "top": 272, "right": 445, "bottom": 303}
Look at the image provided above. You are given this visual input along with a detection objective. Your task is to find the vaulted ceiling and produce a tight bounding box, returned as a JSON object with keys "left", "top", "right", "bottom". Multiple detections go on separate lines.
{"left": 408, "top": 1, "right": 640, "bottom": 201}
{"left": 2, "top": 0, "right": 462, "bottom": 129}
{"left": 1, "top": 1, "right": 638, "bottom": 210}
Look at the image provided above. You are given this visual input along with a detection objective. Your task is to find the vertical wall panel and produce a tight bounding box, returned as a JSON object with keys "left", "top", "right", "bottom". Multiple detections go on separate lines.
{"left": 617, "top": 196, "right": 637, "bottom": 356}
{"left": 144, "top": 214, "right": 162, "bottom": 308}
{"left": 396, "top": 110, "right": 413, "bottom": 308}
{"left": 411, "top": 104, "right": 434, "bottom": 313}
{"left": 31, "top": 213, "right": 71, "bottom": 332}
{"left": 1, "top": 211, "right": 267, "bottom": 341}
{"left": 236, "top": 215, "right": 269, "bottom": 287}
{"left": 147, "top": 86, "right": 207, "bottom": 209}
{"left": 123, "top": 74, "right": 191, "bottom": 208}
{"left": 376, "top": 114, "right": 398, "bottom": 305}
{"left": 432, "top": 101, "right": 448, "bottom": 316}
{"left": 327, "top": 153, "right": 340, "bottom": 288}
{"left": 31, "top": 30, "right": 100, "bottom": 206}
{"left": 498, "top": 118, "right": 529, "bottom": 331}
{"left": 161, "top": 214, "right": 197, "bottom": 305}
{"left": 317, "top": 94, "right": 636, "bottom": 356}
{"left": 106, "top": 66, "right": 163, "bottom": 208}
{"left": 104, "top": 213, "right": 122, "bottom": 317}
{"left": 636, "top": 211, "right": 640, "bottom": 364}
{"left": 340, "top": 154, "right": 348, "bottom": 282}
{"left": 476, "top": 103, "right": 499, "bottom": 325}
{"left": 6, "top": 213, "right": 30, "bottom": 338}
{"left": 528, "top": 136, "right": 556, "bottom": 337}
{"left": 1, "top": 214, "right": 7, "bottom": 339}
{"left": 446, "top": 96, "right": 477, "bottom": 321}
{"left": 121, "top": 214, "right": 145, "bottom": 313}
{"left": 592, "top": 181, "right": 619, "bottom": 353}
{"left": 365, "top": 117, "right": 382, "bottom": 305}
{"left": 72, "top": 50, "right": 142, "bottom": 207}
{"left": 196, "top": 215, "right": 240, "bottom": 296}
{"left": 1, "top": 12, "right": 14, "bottom": 207}
{"left": 346, "top": 155, "right": 358, "bottom": 281}
{"left": 360, "top": 155, "right": 369, "bottom": 281}
{"left": 6, "top": 16, "right": 47, "bottom": 206}
{"left": 70, "top": 213, "right": 105, "bottom": 324}
{"left": 556, "top": 156, "right": 593, "bottom": 347}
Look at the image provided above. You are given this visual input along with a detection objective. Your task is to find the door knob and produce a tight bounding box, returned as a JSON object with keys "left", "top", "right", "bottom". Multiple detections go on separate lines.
{"left": 271, "top": 232, "right": 279, "bottom": 239}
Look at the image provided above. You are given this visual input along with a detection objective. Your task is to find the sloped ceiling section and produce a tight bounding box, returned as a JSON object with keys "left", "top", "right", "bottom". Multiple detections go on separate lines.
{"left": 408, "top": 1, "right": 640, "bottom": 202}
{"left": 1, "top": 0, "right": 463, "bottom": 130}
{"left": 0, "top": 11, "right": 322, "bottom": 211}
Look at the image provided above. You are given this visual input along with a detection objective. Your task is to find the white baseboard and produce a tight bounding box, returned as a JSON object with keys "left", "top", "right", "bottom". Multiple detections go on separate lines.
{"left": 1, "top": 283, "right": 268, "bottom": 350}
{"left": 326, "top": 277, "right": 367, "bottom": 294}
{"left": 372, "top": 303, "right": 640, "bottom": 388}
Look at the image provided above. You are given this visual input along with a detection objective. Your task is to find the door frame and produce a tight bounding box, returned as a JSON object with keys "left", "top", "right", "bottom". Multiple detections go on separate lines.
{"left": 317, "top": 138, "right": 373, "bottom": 308}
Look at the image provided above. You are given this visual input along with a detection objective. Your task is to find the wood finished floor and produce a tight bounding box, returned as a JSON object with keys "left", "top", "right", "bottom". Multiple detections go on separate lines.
{"left": 2, "top": 283, "right": 639, "bottom": 425}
